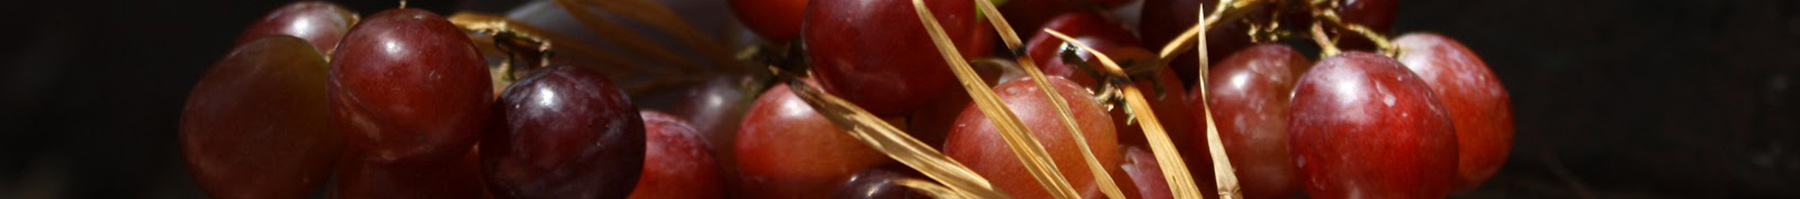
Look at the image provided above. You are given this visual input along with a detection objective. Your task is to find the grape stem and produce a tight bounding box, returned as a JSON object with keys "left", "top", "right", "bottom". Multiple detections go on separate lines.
{"left": 1155, "top": 0, "right": 1266, "bottom": 61}
{"left": 1306, "top": 0, "right": 1399, "bottom": 56}
{"left": 1310, "top": 22, "right": 1341, "bottom": 57}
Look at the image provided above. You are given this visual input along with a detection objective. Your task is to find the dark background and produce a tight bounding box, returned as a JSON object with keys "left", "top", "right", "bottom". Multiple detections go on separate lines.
{"left": 0, "top": 0, "right": 1795, "bottom": 198}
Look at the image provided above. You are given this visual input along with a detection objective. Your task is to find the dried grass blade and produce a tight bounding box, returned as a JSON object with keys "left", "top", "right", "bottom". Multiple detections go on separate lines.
{"left": 969, "top": 0, "right": 1128, "bottom": 198}
{"left": 914, "top": 0, "right": 1078, "bottom": 198}
{"left": 784, "top": 78, "right": 1009, "bottom": 199}
{"left": 1187, "top": 4, "right": 1244, "bottom": 199}
{"left": 1045, "top": 30, "right": 1205, "bottom": 199}
{"left": 1155, "top": 0, "right": 1264, "bottom": 60}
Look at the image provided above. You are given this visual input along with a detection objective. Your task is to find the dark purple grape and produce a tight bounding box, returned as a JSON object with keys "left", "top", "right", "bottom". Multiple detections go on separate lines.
{"left": 483, "top": 65, "right": 645, "bottom": 199}
{"left": 833, "top": 169, "right": 932, "bottom": 199}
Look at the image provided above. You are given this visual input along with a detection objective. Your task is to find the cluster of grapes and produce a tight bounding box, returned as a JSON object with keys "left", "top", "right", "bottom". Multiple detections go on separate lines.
{"left": 181, "top": 2, "right": 718, "bottom": 199}
{"left": 729, "top": 0, "right": 1514, "bottom": 198}
{"left": 180, "top": 0, "right": 1513, "bottom": 198}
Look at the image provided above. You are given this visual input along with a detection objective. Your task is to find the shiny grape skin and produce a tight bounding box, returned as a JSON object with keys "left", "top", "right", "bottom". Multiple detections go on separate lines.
{"left": 1197, "top": 44, "right": 1310, "bottom": 199}
{"left": 943, "top": 77, "right": 1118, "bottom": 199}
{"left": 484, "top": 65, "right": 646, "bottom": 199}
{"left": 1393, "top": 33, "right": 1514, "bottom": 192}
{"left": 629, "top": 111, "right": 725, "bottom": 199}
{"left": 181, "top": 36, "right": 340, "bottom": 199}
{"left": 728, "top": 0, "right": 809, "bottom": 42}
{"left": 1288, "top": 52, "right": 1458, "bottom": 199}
{"left": 803, "top": 0, "right": 979, "bottom": 116}
{"left": 832, "top": 169, "right": 933, "bottom": 199}
{"left": 328, "top": 8, "right": 492, "bottom": 165}
{"left": 735, "top": 81, "right": 893, "bottom": 199}
{"left": 336, "top": 149, "right": 490, "bottom": 199}
{"left": 235, "top": 1, "right": 358, "bottom": 54}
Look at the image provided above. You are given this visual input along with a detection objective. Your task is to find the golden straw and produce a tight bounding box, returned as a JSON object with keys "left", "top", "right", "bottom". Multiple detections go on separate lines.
{"left": 1044, "top": 30, "right": 1205, "bottom": 199}
{"left": 914, "top": 0, "right": 1079, "bottom": 198}
{"left": 785, "top": 78, "right": 1011, "bottom": 199}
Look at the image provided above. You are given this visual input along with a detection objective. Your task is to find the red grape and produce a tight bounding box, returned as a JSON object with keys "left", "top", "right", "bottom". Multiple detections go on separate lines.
{"left": 1289, "top": 52, "right": 1458, "bottom": 199}
{"left": 729, "top": 0, "right": 809, "bottom": 42}
{"left": 1196, "top": 43, "right": 1309, "bottom": 198}
{"left": 630, "top": 111, "right": 725, "bottom": 199}
{"left": 1118, "top": 146, "right": 1171, "bottom": 199}
{"left": 943, "top": 77, "right": 1117, "bottom": 199}
{"left": 1024, "top": 43, "right": 1212, "bottom": 176}
{"left": 181, "top": 36, "right": 340, "bottom": 199}
{"left": 964, "top": 18, "right": 998, "bottom": 58}
{"left": 236, "top": 1, "right": 358, "bottom": 54}
{"left": 328, "top": 8, "right": 491, "bottom": 164}
{"left": 803, "top": 0, "right": 979, "bottom": 116}
{"left": 337, "top": 148, "right": 490, "bottom": 199}
{"left": 1393, "top": 33, "right": 1514, "bottom": 191}
{"left": 736, "top": 81, "right": 893, "bottom": 199}
{"left": 483, "top": 65, "right": 645, "bottom": 199}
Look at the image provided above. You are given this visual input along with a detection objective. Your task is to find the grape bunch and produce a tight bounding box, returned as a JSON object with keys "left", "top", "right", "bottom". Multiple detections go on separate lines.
{"left": 180, "top": 2, "right": 688, "bottom": 199}
{"left": 181, "top": 0, "right": 1512, "bottom": 198}
{"left": 728, "top": 0, "right": 1511, "bottom": 198}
